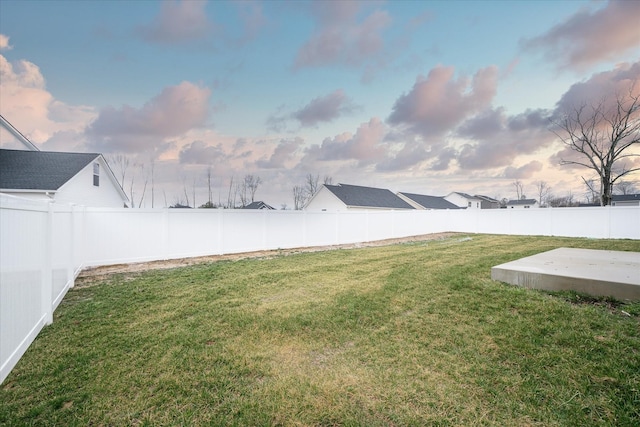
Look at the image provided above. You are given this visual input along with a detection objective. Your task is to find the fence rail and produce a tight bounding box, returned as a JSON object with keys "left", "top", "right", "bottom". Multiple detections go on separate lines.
{"left": 1, "top": 193, "right": 639, "bottom": 383}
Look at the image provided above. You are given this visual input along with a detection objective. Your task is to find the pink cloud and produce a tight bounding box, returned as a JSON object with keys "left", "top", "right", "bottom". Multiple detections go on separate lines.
{"left": 256, "top": 137, "right": 304, "bottom": 169}
{"left": 294, "top": 3, "right": 391, "bottom": 69}
{"left": 0, "top": 54, "right": 95, "bottom": 147}
{"left": 293, "top": 89, "right": 357, "bottom": 127}
{"left": 137, "top": 0, "right": 213, "bottom": 45}
{"left": 553, "top": 61, "right": 640, "bottom": 114}
{"left": 0, "top": 34, "right": 13, "bottom": 51}
{"left": 456, "top": 108, "right": 554, "bottom": 170}
{"left": 375, "top": 141, "right": 429, "bottom": 172}
{"left": 304, "top": 117, "right": 388, "bottom": 166}
{"left": 502, "top": 161, "right": 544, "bottom": 179}
{"left": 87, "top": 81, "right": 211, "bottom": 152}
{"left": 388, "top": 65, "right": 498, "bottom": 136}
{"left": 523, "top": 0, "right": 640, "bottom": 70}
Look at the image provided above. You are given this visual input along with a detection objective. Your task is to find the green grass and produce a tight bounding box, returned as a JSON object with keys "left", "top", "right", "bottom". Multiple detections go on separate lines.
{"left": 2, "top": 234, "right": 639, "bottom": 426}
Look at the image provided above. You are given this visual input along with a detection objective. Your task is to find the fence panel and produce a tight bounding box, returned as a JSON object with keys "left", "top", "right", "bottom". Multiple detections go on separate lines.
{"left": 265, "top": 210, "right": 306, "bottom": 249}
{"left": 1, "top": 196, "right": 51, "bottom": 383}
{"left": 2, "top": 197, "right": 640, "bottom": 384}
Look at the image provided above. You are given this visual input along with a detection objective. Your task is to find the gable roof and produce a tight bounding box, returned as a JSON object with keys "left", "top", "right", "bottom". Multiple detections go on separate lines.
{"left": 398, "top": 192, "right": 460, "bottom": 209}
{"left": 0, "top": 149, "right": 100, "bottom": 191}
{"left": 447, "top": 192, "right": 482, "bottom": 201}
{"left": 243, "top": 201, "right": 275, "bottom": 210}
{"left": 475, "top": 195, "right": 499, "bottom": 203}
{"left": 507, "top": 198, "right": 537, "bottom": 206}
{"left": 323, "top": 184, "right": 414, "bottom": 209}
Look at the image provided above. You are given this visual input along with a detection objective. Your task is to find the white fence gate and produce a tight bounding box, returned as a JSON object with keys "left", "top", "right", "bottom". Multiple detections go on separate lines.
{"left": 1, "top": 193, "right": 639, "bottom": 383}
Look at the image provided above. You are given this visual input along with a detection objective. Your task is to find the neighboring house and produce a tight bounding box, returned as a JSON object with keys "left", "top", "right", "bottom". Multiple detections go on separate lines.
{"left": 0, "top": 149, "right": 129, "bottom": 207}
{"left": 444, "top": 192, "right": 483, "bottom": 209}
{"left": 506, "top": 198, "right": 539, "bottom": 209}
{"left": 243, "top": 201, "right": 275, "bottom": 210}
{"left": 305, "top": 183, "right": 414, "bottom": 211}
{"left": 475, "top": 195, "right": 500, "bottom": 209}
{"left": 397, "top": 192, "right": 461, "bottom": 210}
{"left": 611, "top": 194, "right": 640, "bottom": 207}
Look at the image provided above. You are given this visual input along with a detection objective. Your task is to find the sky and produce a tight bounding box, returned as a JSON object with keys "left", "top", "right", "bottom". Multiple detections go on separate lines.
{"left": 1, "top": 0, "right": 639, "bottom": 208}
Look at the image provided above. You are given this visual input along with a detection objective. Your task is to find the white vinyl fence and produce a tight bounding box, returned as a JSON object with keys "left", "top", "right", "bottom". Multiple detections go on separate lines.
{"left": 1, "top": 193, "right": 639, "bottom": 383}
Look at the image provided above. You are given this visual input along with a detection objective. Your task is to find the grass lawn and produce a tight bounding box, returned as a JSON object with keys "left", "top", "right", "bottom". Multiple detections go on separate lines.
{"left": 1, "top": 234, "right": 639, "bottom": 426}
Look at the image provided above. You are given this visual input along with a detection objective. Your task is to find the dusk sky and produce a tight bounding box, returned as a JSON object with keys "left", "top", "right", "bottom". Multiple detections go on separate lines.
{"left": 1, "top": 0, "right": 639, "bottom": 208}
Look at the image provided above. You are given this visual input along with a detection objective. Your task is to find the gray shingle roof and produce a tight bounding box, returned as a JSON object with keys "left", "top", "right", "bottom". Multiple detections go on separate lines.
{"left": 243, "top": 201, "right": 275, "bottom": 210}
{"left": 0, "top": 149, "right": 99, "bottom": 191}
{"left": 507, "top": 198, "right": 537, "bottom": 206}
{"left": 612, "top": 194, "right": 640, "bottom": 202}
{"left": 398, "top": 192, "right": 460, "bottom": 209}
{"left": 453, "top": 192, "right": 480, "bottom": 200}
{"left": 325, "top": 184, "right": 414, "bottom": 209}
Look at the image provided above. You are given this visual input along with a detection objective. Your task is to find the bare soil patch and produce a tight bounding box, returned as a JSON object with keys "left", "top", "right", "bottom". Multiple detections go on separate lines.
{"left": 75, "top": 232, "right": 458, "bottom": 287}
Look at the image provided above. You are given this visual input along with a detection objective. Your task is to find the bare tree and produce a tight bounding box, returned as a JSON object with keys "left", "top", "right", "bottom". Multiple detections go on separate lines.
{"left": 535, "top": 181, "right": 551, "bottom": 207}
{"left": 182, "top": 176, "right": 190, "bottom": 207}
{"left": 226, "top": 176, "right": 235, "bottom": 208}
{"left": 244, "top": 174, "right": 262, "bottom": 203}
{"left": 206, "top": 166, "right": 213, "bottom": 206}
{"left": 582, "top": 178, "right": 599, "bottom": 204}
{"left": 304, "top": 173, "right": 320, "bottom": 201}
{"left": 513, "top": 180, "right": 524, "bottom": 200}
{"left": 193, "top": 177, "right": 197, "bottom": 209}
{"left": 136, "top": 163, "right": 149, "bottom": 208}
{"left": 108, "top": 154, "right": 130, "bottom": 189}
{"left": 554, "top": 87, "right": 640, "bottom": 205}
{"left": 548, "top": 193, "right": 576, "bottom": 208}
{"left": 614, "top": 180, "right": 638, "bottom": 195}
{"left": 292, "top": 185, "right": 305, "bottom": 210}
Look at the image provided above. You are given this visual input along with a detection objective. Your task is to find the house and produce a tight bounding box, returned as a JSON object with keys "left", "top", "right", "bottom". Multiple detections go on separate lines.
{"left": 444, "top": 192, "right": 483, "bottom": 209}
{"left": 304, "top": 183, "right": 414, "bottom": 211}
{"left": 243, "top": 201, "right": 275, "bottom": 210}
{"left": 475, "top": 195, "right": 500, "bottom": 209}
{"left": 397, "top": 192, "right": 461, "bottom": 210}
{"left": 0, "top": 149, "right": 129, "bottom": 207}
{"left": 611, "top": 194, "right": 640, "bottom": 207}
{"left": 506, "top": 198, "right": 539, "bottom": 209}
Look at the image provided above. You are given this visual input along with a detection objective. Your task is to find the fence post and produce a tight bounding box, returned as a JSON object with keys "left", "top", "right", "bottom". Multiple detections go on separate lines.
{"left": 42, "top": 202, "right": 53, "bottom": 325}
{"left": 69, "top": 204, "right": 76, "bottom": 288}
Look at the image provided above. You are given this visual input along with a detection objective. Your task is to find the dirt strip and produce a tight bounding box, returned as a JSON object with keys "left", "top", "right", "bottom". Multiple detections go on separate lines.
{"left": 75, "top": 232, "right": 459, "bottom": 287}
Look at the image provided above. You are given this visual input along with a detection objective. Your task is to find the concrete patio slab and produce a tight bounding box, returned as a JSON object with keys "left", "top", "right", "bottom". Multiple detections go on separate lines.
{"left": 491, "top": 248, "right": 640, "bottom": 300}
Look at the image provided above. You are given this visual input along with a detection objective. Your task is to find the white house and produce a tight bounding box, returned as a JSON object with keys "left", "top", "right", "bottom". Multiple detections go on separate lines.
{"left": 305, "top": 183, "right": 415, "bottom": 211}
{"left": 506, "top": 198, "right": 539, "bottom": 209}
{"left": 444, "top": 192, "right": 483, "bottom": 209}
{"left": 611, "top": 194, "right": 640, "bottom": 207}
{"left": 0, "top": 149, "right": 129, "bottom": 207}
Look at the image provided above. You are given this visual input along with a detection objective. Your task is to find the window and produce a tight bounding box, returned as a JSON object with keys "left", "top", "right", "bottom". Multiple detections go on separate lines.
{"left": 467, "top": 201, "right": 472, "bottom": 207}
{"left": 93, "top": 163, "right": 100, "bottom": 186}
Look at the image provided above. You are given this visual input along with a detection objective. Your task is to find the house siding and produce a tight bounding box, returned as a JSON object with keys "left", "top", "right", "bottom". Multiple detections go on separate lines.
{"left": 445, "top": 193, "right": 481, "bottom": 209}
{"left": 53, "top": 158, "right": 126, "bottom": 207}
{"left": 305, "top": 186, "right": 346, "bottom": 211}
